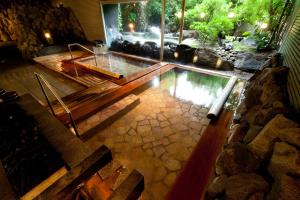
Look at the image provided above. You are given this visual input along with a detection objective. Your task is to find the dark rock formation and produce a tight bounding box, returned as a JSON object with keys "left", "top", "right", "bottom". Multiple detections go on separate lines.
{"left": 206, "top": 173, "right": 269, "bottom": 200}
{"left": 194, "top": 48, "right": 234, "bottom": 70}
{"left": 267, "top": 174, "right": 300, "bottom": 200}
{"left": 0, "top": 3, "right": 85, "bottom": 58}
{"left": 216, "top": 142, "right": 260, "bottom": 176}
{"left": 234, "top": 52, "right": 271, "bottom": 72}
{"left": 207, "top": 52, "right": 300, "bottom": 200}
{"left": 110, "top": 39, "right": 234, "bottom": 70}
{"left": 174, "top": 44, "right": 196, "bottom": 63}
{"left": 268, "top": 142, "right": 300, "bottom": 177}
{"left": 0, "top": 90, "right": 64, "bottom": 196}
{"left": 230, "top": 65, "right": 290, "bottom": 145}
{"left": 248, "top": 114, "right": 300, "bottom": 159}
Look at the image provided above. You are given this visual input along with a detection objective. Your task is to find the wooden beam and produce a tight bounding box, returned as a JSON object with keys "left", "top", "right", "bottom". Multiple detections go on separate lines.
{"left": 160, "top": 0, "right": 165, "bottom": 61}
{"left": 109, "top": 170, "right": 144, "bottom": 200}
{"left": 179, "top": 0, "right": 186, "bottom": 44}
{"left": 34, "top": 145, "right": 112, "bottom": 200}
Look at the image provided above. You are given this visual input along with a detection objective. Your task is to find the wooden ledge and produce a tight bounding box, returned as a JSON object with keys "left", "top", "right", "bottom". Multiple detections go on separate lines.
{"left": 166, "top": 109, "right": 233, "bottom": 200}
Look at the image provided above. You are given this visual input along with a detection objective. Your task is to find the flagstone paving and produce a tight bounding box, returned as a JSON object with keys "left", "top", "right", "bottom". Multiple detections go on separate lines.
{"left": 85, "top": 86, "right": 210, "bottom": 200}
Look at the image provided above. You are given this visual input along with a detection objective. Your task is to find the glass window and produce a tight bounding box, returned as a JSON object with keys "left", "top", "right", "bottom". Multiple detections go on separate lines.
{"left": 102, "top": 1, "right": 162, "bottom": 60}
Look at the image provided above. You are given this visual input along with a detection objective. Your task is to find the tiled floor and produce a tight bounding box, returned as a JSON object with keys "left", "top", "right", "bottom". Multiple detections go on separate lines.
{"left": 85, "top": 85, "right": 211, "bottom": 200}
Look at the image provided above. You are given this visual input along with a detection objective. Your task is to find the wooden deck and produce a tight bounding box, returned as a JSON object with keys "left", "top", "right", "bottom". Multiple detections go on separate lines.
{"left": 33, "top": 51, "right": 169, "bottom": 125}
{"left": 33, "top": 51, "right": 111, "bottom": 87}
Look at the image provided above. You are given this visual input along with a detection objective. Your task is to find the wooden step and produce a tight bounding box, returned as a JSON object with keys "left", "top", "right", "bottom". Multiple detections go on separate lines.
{"left": 51, "top": 81, "right": 120, "bottom": 116}
{"left": 57, "top": 64, "right": 174, "bottom": 125}
{"left": 77, "top": 94, "right": 140, "bottom": 139}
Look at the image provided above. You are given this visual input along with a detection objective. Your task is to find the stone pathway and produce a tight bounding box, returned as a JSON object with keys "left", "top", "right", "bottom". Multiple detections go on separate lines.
{"left": 85, "top": 86, "right": 210, "bottom": 200}
{"left": 77, "top": 94, "right": 140, "bottom": 136}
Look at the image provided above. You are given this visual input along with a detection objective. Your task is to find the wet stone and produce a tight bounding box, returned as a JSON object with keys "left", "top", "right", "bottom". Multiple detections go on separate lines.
{"left": 153, "top": 146, "right": 166, "bottom": 158}
{"left": 162, "top": 138, "right": 170, "bottom": 146}
{"left": 166, "top": 143, "right": 182, "bottom": 155}
{"left": 143, "top": 143, "right": 152, "bottom": 149}
{"left": 153, "top": 166, "right": 168, "bottom": 182}
{"left": 117, "top": 126, "right": 130, "bottom": 135}
{"left": 160, "top": 121, "right": 170, "bottom": 128}
{"left": 146, "top": 149, "right": 154, "bottom": 156}
{"left": 150, "top": 119, "right": 160, "bottom": 127}
{"left": 168, "top": 134, "right": 180, "bottom": 143}
{"left": 138, "top": 120, "right": 150, "bottom": 126}
{"left": 153, "top": 140, "right": 162, "bottom": 147}
{"left": 162, "top": 127, "right": 173, "bottom": 137}
{"left": 143, "top": 135, "right": 156, "bottom": 143}
{"left": 157, "top": 113, "right": 167, "bottom": 121}
{"left": 172, "top": 123, "right": 189, "bottom": 132}
{"left": 165, "top": 159, "right": 181, "bottom": 171}
{"left": 189, "top": 121, "right": 203, "bottom": 131}
{"left": 137, "top": 125, "right": 151, "bottom": 132}
{"left": 128, "top": 128, "right": 137, "bottom": 136}
{"left": 164, "top": 172, "right": 177, "bottom": 187}
{"left": 114, "top": 135, "right": 124, "bottom": 143}
{"left": 135, "top": 115, "right": 146, "bottom": 121}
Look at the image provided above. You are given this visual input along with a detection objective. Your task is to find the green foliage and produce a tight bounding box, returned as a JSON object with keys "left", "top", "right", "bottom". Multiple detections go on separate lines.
{"left": 117, "top": 0, "right": 286, "bottom": 45}
{"left": 187, "top": 0, "right": 233, "bottom": 41}
{"left": 242, "top": 31, "right": 251, "bottom": 37}
{"left": 128, "top": 12, "right": 137, "bottom": 23}
{"left": 145, "top": 0, "right": 162, "bottom": 26}
{"left": 253, "top": 31, "right": 272, "bottom": 51}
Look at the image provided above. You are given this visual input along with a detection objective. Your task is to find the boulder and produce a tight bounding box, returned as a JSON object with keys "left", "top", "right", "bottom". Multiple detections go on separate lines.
{"left": 234, "top": 52, "right": 271, "bottom": 72}
{"left": 227, "top": 124, "right": 245, "bottom": 144}
{"left": 174, "top": 44, "right": 196, "bottom": 63}
{"left": 268, "top": 142, "right": 300, "bottom": 178}
{"left": 225, "top": 173, "right": 269, "bottom": 200}
{"left": 244, "top": 66, "right": 289, "bottom": 109}
{"left": 194, "top": 48, "right": 234, "bottom": 70}
{"left": 205, "top": 175, "right": 228, "bottom": 199}
{"left": 267, "top": 174, "right": 300, "bottom": 200}
{"left": 110, "top": 39, "right": 123, "bottom": 51}
{"left": 243, "top": 125, "right": 263, "bottom": 144}
{"left": 261, "top": 52, "right": 284, "bottom": 69}
{"left": 248, "top": 114, "right": 300, "bottom": 159}
{"left": 216, "top": 143, "right": 260, "bottom": 176}
{"left": 224, "top": 42, "right": 233, "bottom": 51}
{"left": 206, "top": 173, "right": 269, "bottom": 200}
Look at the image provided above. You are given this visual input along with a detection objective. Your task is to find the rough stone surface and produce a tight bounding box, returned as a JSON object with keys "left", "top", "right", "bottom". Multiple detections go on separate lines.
{"left": 248, "top": 114, "right": 300, "bottom": 159}
{"left": 0, "top": 3, "right": 85, "bottom": 58}
{"left": 234, "top": 52, "right": 271, "bottom": 72}
{"left": 243, "top": 125, "right": 263, "bottom": 144}
{"left": 225, "top": 173, "right": 269, "bottom": 200}
{"left": 206, "top": 173, "right": 269, "bottom": 200}
{"left": 267, "top": 174, "right": 300, "bottom": 200}
{"left": 216, "top": 142, "right": 260, "bottom": 176}
{"left": 206, "top": 175, "right": 228, "bottom": 199}
{"left": 194, "top": 48, "right": 234, "bottom": 70}
{"left": 268, "top": 142, "right": 300, "bottom": 177}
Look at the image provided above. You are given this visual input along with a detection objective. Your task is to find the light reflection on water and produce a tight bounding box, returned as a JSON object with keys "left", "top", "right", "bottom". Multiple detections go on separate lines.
{"left": 77, "top": 53, "right": 152, "bottom": 77}
{"left": 151, "top": 69, "right": 228, "bottom": 108}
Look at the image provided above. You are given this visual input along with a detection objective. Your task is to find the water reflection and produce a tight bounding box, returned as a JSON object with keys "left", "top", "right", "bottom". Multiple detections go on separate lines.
{"left": 151, "top": 69, "right": 228, "bottom": 108}
{"left": 77, "top": 53, "right": 151, "bottom": 77}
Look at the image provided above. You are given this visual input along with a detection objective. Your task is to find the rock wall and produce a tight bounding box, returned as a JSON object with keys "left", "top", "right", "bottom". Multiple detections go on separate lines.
{"left": 0, "top": 2, "right": 86, "bottom": 58}
{"left": 206, "top": 53, "right": 300, "bottom": 200}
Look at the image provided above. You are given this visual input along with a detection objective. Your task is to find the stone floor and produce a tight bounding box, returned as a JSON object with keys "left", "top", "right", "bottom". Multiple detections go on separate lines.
{"left": 85, "top": 85, "right": 211, "bottom": 200}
